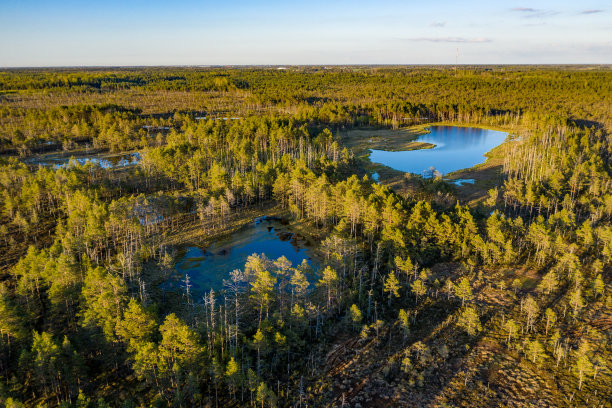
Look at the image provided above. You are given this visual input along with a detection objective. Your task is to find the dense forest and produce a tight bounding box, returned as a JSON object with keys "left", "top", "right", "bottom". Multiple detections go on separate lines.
{"left": 0, "top": 66, "right": 610, "bottom": 407}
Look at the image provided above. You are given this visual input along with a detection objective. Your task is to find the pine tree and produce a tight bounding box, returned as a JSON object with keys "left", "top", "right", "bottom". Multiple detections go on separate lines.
{"left": 527, "top": 339, "right": 545, "bottom": 364}
{"left": 131, "top": 341, "right": 159, "bottom": 387}
{"left": 454, "top": 277, "right": 473, "bottom": 307}
{"left": 544, "top": 308, "right": 556, "bottom": 335}
{"left": 274, "top": 256, "right": 292, "bottom": 316}
{"left": 511, "top": 278, "right": 522, "bottom": 294}
{"left": 157, "top": 314, "right": 203, "bottom": 396}
{"left": 250, "top": 269, "right": 276, "bottom": 325}
{"left": 28, "top": 331, "right": 62, "bottom": 399}
{"left": 398, "top": 309, "right": 410, "bottom": 339}
{"left": 318, "top": 266, "right": 338, "bottom": 310}
{"left": 290, "top": 266, "right": 309, "bottom": 308}
{"left": 394, "top": 255, "right": 413, "bottom": 285}
{"left": 225, "top": 356, "right": 241, "bottom": 401}
{"left": 116, "top": 298, "right": 156, "bottom": 351}
{"left": 210, "top": 357, "right": 224, "bottom": 407}
{"left": 253, "top": 329, "right": 266, "bottom": 376}
{"left": 568, "top": 288, "right": 584, "bottom": 319}
{"left": 384, "top": 271, "right": 400, "bottom": 305}
{"left": 538, "top": 271, "right": 558, "bottom": 295}
{"left": 593, "top": 274, "right": 604, "bottom": 298}
{"left": 504, "top": 319, "right": 519, "bottom": 345}
{"left": 348, "top": 304, "right": 362, "bottom": 331}
{"left": 411, "top": 279, "right": 426, "bottom": 303}
{"left": 80, "top": 266, "right": 128, "bottom": 343}
{"left": 523, "top": 296, "right": 539, "bottom": 332}
{"left": 256, "top": 381, "right": 277, "bottom": 408}
{"left": 0, "top": 283, "right": 26, "bottom": 352}
{"left": 456, "top": 306, "right": 481, "bottom": 336}
{"left": 572, "top": 340, "right": 593, "bottom": 390}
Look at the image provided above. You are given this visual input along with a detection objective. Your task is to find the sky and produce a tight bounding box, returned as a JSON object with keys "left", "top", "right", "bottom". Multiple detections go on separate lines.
{"left": 0, "top": 0, "right": 610, "bottom": 66}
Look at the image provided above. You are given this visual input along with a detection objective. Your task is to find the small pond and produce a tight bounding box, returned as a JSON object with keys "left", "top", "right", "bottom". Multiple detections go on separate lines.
{"left": 449, "top": 178, "right": 475, "bottom": 186}
{"left": 25, "top": 152, "right": 141, "bottom": 169}
{"left": 164, "top": 217, "right": 317, "bottom": 297}
{"left": 369, "top": 126, "right": 507, "bottom": 176}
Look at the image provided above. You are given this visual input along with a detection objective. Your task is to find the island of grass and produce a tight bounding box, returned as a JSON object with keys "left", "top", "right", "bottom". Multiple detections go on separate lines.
{"left": 339, "top": 125, "right": 435, "bottom": 157}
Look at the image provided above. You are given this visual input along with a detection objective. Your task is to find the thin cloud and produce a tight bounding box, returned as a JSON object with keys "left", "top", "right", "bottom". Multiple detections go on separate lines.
{"left": 511, "top": 7, "right": 558, "bottom": 18}
{"left": 580, "top": 9, "right": 604, "bottom": 14}
{"left": 430, "top": 22, "right": 446, "bottom": 27}
{"left": 409, "top": 37, "right": 491, "bottom": 43}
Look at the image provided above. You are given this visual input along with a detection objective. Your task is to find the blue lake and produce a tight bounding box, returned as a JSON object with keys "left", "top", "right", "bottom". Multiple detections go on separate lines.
{"left": 165, "top": 217, "right": 317, "bottom": 297}
{"left": 369, "top": 126, "right": 507, "bottom": 176}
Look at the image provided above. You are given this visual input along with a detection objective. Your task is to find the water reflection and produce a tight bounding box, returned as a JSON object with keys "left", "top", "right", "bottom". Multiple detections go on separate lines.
{"left": 166, "top": 217, "right": 317, "bottom": 296}
{"left": 369, "top": 126, "right": 507, "bottom": 176}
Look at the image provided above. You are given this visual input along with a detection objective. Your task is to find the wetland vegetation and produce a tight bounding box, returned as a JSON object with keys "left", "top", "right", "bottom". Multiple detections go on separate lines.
{"left": 0, "top": 66, "right": 610, "bottom": 408}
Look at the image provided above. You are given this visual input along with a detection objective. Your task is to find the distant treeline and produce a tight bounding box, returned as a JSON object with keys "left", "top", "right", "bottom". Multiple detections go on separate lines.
{"left": 1, "top": 67, "right": 610, "bottom": 153}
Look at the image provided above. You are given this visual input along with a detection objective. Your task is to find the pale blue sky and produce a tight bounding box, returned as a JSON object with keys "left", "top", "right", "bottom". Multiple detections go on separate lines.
{"left": 0, "top": 0, "right": 610, "bottom": 66}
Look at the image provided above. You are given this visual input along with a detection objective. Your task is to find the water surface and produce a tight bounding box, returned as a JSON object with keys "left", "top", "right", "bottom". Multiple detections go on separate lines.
{"left": 25, "top": 152, "right": 140, "bottom": 169}
{"left": 166, "top": 217, "right": 317, "bottom": 297}
{"left": 369, "top": 126, "right": 507, "bottom": 176}
{"left": 449, "top": 178, "right": 475, "bottom": 186}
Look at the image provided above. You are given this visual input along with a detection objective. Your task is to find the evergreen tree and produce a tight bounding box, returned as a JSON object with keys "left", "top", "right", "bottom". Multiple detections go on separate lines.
{"left": 568, "top": 288, "right": 584, "bottom": 319}
{"left": 572, "top": 340, "right": 593, "bottom": 390}
{"left": 544, "top": 308, "right": 556, "bottom": 335}
{"left": 318, "top": 266, "right": 338, "bottom": 310}
{"left": 348, "top": 304, "right": 362, "bottom": 331}
{"left": 411, "top": 279, "right": 426, "bottom": 303}
{"left": 523, "top": 296, "right": 539, "bottom": 332}
{"left": 398, "top": 309, "right": 410, "bottom": 339}
{"left": 226, "top": 357, "right": 241, "bottom": 400}
{"left": 116, "top": 298, "right": 156, "bottom": 351}
{"left": 526, "top": 339, "right": 545, "bottom": 364}
{"left": 504, "top": 319, "right": 519, "bottom": 345}
{"left": 250, "top": 269, "right": 276, "bottom": 325}
{"left": 456, "top": 306, "right": 481, "bottom": 336}
{"left": 454, "top": 277, "right": 473, "bottom": 307}
{"left": 384, "top": 271, "right": 401, "bottom": 305}
{"left": 28, "top": 331, "right": 61, "bottom": 400}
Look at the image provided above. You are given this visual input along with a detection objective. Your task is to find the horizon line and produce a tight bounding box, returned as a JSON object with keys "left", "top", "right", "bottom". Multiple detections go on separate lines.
{"left": 2, "top": 63, "right": 611, "bottom": 70}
